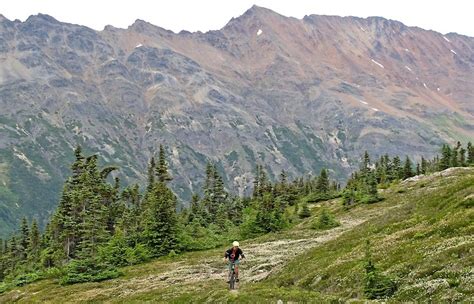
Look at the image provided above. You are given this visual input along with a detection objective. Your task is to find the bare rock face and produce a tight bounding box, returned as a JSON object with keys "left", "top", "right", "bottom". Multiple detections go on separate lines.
{"left": 0, "top": 6, "right": 473, "bottom": 235}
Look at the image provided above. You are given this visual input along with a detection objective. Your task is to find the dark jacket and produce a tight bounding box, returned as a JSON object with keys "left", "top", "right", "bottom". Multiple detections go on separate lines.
{"left": 225, "top": 247, "right": 245, "bottom": 261}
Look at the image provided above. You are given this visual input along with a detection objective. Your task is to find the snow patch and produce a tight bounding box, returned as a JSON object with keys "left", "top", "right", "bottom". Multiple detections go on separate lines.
{"left": 135, "top": 43, "right": 143, "bottom": 48}
{"left": 371, "top": 107, "right": 379, "bottom": 112}
{"left": 257, "top": 29, "right": 262, "bottom": 36}
{"left": 437, "top": 87, "right": 441, "bottom": 92}
{"left": 404, "top": 48, "right": 410, "bottom": 52}
{"left": 358, "top": 99, "right": 368, "bottom": 105}
{"left": 404, "top": 65, "right": 413, "bottom": 72}
{"left": 371, "top": 59, "right": 384, "bottom": 69}
{"left": 360, "top": 27, "right": 366, "bottom": 32}
{"left": 443, "top": 36, "right": 450, "bottom": 42}
{"left": 450, "top": 49, "right": 457, "bottom": 55}
{"left": 423, "top": 83, "right": 428, "bottom": 89}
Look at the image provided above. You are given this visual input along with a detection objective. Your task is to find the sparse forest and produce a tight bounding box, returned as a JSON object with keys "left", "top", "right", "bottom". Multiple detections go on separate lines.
{"left": 0, "top": 141, "right": 473, "bottom": 298}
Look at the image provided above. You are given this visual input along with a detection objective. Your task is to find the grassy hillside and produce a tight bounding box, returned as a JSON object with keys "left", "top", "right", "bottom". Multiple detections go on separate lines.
{"left": 1, "top": 167, "right": 473, "bottom": 303}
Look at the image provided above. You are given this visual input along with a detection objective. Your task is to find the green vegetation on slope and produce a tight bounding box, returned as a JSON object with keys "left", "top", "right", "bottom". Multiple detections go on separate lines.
{"left": 1, "top": 167, "right": 473, "bottom": 303}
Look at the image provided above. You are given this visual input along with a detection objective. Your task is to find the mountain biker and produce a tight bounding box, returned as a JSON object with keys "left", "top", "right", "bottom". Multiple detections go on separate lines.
{"left": 224, "top": 241, "right": 245, "bottom": 282}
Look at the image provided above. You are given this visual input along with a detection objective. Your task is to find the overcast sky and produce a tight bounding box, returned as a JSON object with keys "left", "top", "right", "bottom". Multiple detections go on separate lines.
{"left": 1, "top": 0, "right": 473, "bottom": 37}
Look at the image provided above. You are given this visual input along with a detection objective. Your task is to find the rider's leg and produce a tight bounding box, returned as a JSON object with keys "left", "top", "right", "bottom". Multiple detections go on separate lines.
{"left": 235, "top": 265, "right": 239, "bottom": 279}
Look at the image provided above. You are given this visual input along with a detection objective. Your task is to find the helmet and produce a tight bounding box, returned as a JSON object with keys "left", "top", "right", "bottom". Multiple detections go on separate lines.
{"left": 232, "top": 241, "right": 240, "bottom": 247}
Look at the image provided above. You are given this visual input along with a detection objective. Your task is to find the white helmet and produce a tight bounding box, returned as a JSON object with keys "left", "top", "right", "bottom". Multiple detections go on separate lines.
{"left": 233, "top": 241, "right": 240, "bottom": 247}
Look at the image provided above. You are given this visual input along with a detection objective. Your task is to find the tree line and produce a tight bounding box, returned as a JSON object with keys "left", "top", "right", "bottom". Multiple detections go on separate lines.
{"left": 0, "top": 141, "right": 472, "bottom": 290}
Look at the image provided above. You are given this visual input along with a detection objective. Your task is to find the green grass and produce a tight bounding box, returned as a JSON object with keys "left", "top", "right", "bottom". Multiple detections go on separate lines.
{"left": 1, "top": 168, "right": 473, "bottom": 303}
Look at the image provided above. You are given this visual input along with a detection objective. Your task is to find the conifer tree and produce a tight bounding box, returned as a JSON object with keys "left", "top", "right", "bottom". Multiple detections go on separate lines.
{"left": 361, "top": 151, "right": 371, "bottom": 175}
{"left": 28, "top": 219, "right": 41, "bottom": 261}
{"left": 459, "top": 147, "right": 466, "bottom": 167}
{"left": 467, "top": 142, "right": 474, "bottom": 165}
{"left": 421, "top": 156, "right": 428, "bottom": 174}
{"left": 315, "top": 168, "right": 330, "bottom": 194}
{"left": 143, "top": 182, "right": 178, "bottom": 257}
{"left": 19, "top": 217, "right": 30, "bottom": 259}
{"left": 157, "top": 145, "right": 172, "bottom": 183}
{"left": 299, "top": 203, "right": 311, "bottom": 218}
{"left": 147, "top": 156, "right": 156, "bottom": 192}
{"left": 403, "top": 156, "right": 414, "bottom": 179}
{"left": 440, "top": 144, "right": 452, "bottom": 170}
{"left": 391, "top": 156, "right": 402, "bottom": 180}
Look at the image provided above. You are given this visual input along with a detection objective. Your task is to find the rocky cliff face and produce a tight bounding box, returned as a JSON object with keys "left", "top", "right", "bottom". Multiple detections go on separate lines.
{"left": 0, "top": 6, "right": 473, "bottom": 235}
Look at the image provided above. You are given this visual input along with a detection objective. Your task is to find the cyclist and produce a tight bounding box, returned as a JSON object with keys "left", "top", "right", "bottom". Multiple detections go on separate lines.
{"left": 224, "top": 241, "right": 245, "bottom": 282}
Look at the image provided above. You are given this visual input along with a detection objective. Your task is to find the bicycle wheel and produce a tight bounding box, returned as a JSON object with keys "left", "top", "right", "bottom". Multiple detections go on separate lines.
{"left": 229, "top": 271, "right": 235, "bottom": 290}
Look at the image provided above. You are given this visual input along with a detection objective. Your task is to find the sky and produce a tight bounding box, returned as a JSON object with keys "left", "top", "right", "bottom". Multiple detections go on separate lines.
{"left": 0, "top": 0, "right": 473, "bottom": 37}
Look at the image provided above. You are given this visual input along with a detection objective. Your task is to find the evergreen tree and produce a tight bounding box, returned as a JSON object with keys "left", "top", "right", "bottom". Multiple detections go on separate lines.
{"left": 315, "top": 168, "right": 330, "bottom": 194}
{"left": 367, "top": 171, "right": 379, "bottom": 202}
{"left": 147, "top": 156, "right": 156, "bottom": 192}
{"left": 459, "top": 147, "right": 466, "bottom": 167}
{"left": 143, "top": 182, "right": 178, "bottom": 257}
{"left": 361, "top": 151, "right": 371, "bottom": 175}
{"left": 440, "top": 144, "right": 452, "bottom": 170}
{"left": 299, "top": 203, "right": 311, "bottom": 219}
{"left": 28, "top": 219, "right": 41, "bottom": 261}
{"left": 467, "top": 142, "right": 474, "bottom": 165}
{"left": 403, "top": 156, "right": 414, "bottom": 179}
{"left": 451, "top": 142, "right": 460, "bottom": 167}
{"left": 420, "top": 156, "right": 428, "bottom": 174}
{"left": 391, "top": 156, "right": 402, "bottom": 180}
{"left": 77, "top": 155, "right": 109, "bottom": 258}
{"left": 157, "top": 145, "right": 172, "bottom": 183}
{"left": 19, "top": 217, "right": 30, "bottom": 259}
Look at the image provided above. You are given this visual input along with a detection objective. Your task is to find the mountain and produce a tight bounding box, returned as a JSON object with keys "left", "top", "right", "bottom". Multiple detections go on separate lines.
{"left": 0, "top": 6, "right": 473, "bottom": 236}
{"left": 1, "top": 167, "right": 473, "bottom": 302}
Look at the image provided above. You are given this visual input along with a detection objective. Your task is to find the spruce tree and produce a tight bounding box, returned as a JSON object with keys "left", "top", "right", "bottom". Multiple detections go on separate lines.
{"left": 315, "top": 168, "right": 330, "bottom": 194}
{"left": 361, "top": 151, "right": 371, "bottom": 175}
{"left": 403, "top": 156, "right": 414, "bottom": 179}
{"left": 143, "top": 182, "right": 178, "bottom": 257}
{"left": 467, "top": 142, "right": 474, "bottom": 165}
{"left": 19, "top": 217, "right": 30, "bottom": 259}
{"left": 157, "top": 145, "right": 172, "bottom": 183}
{"left": 421, "top": 156, "right": 428, "bottom": 174}
{"left": 391, "top": 156, "right": 402, "bottom": 180}
{"left": 440, "top": 144, "right": 452, "bottom": 170}
{"left": 28, "top": 219, "right": 41, "bottom": 261}
{"left": 459, "top": 147, "right": 466, "bottom": 167}
{"left": 147, "top": 156, "right": 156, "bottom": 192}
{"left": 299, "top": 203, "right": 311, "bottom": 219}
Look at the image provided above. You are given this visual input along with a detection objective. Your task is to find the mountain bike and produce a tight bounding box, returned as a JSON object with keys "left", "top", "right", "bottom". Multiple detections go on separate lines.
{"left": 228, "top": 260, "right": 237, "bottom": 290}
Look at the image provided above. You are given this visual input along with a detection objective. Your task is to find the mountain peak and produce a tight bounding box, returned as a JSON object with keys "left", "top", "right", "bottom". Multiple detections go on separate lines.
{"left": 25, "top": 13, "right": 59, "bottom": 24}
{"left": 129, "top": 19, "right": 173, "bottom": 35}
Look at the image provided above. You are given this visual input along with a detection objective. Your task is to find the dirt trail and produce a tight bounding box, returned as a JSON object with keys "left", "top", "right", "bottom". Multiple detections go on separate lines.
{"left": 77, "top": 216, "right": 367, "bottom": 301}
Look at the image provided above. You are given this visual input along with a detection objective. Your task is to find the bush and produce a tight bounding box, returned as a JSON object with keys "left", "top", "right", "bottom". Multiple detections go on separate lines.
{"left": 312, "top": 209, "right": 340, "bottom": 230}
{"left": 306, "top": 192, "right": 332, "bottom": 203}
{"left": 364, "top": 240, "right": 397, "bottom": 299}
{"left": 60, "top": 258, "right": 121, "bottom": 285}
{"left": 364, "top": 272, "right": 397, "bottom": 299}
{"left": 98, "top": 231, "right": 151, "bottom": 267}
{"left": 298, "top": 203, "right": 311, "bottom": 219}
{"left": 12, "top": 272, "right": 43, "bottom": 286}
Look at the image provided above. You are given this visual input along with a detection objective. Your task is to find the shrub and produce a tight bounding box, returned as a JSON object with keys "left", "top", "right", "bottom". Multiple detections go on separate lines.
{"left": 60, "top": 258, "right": 121, "bottom": 285}
{"left": 364, "top": 240, "right": 397, "bottom": 299}
{"left": 299, "top": 203, "right": 311, "bottom": 219}
{"left": 312, "top": 209, "right": 340, "bottom": 230}
{"left": 12, "top": 272, "right": 43, "bottom": 287}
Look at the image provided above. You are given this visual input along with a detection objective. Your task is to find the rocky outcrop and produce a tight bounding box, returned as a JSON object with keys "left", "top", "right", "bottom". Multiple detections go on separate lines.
{"left": 0, "top": 6, "right": 473, "bottom": 236}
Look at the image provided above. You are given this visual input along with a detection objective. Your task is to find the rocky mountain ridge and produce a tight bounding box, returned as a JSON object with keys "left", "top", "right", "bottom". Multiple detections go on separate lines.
{"left": 0, "top": 6, "right": 473, "bottom": 236}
